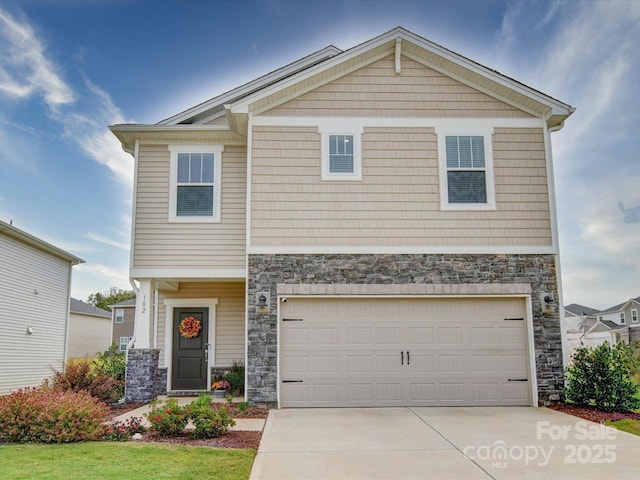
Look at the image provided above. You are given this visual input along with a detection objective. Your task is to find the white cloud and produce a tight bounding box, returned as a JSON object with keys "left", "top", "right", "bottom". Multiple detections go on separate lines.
{"left": 85, "top": 232, "right": 129, "bottom": 251}
{"left": 0, "top": 8, "right": 73, "bottom": 107}
{"left": 0, "top": 7, "right": 133, "bottom": 188}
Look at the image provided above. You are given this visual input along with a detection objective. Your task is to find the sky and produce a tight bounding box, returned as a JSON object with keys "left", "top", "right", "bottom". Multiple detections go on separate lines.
{"left": 0, "top": 0, "right": 638, "bottom": 310}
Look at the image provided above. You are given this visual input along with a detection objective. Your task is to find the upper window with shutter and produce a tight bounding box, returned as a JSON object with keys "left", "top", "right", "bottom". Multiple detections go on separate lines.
{"left": 168, "top": 145, "right": 223, "bottom": 222}
{"left": 437, "top": 128, "right": 495, "bottom": 210}
{"left": 319, "top": 127, "right": 362, "bottom": 180}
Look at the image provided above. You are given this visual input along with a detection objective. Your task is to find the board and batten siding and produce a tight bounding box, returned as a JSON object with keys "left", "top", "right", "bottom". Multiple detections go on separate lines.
{"left": 133, "top": 144, "right": 247, "bottom": 270}
{"left": 0, "top": 234, "right": 71, "bottom": 395}
{"left": 250, "top": 126, "right": 550, "bottom": 248}
{"left": 157, "top": 282, "right": 245, "bottom": 368}
{"left": 266, "top": 55, "right": 532, "bottom": 118}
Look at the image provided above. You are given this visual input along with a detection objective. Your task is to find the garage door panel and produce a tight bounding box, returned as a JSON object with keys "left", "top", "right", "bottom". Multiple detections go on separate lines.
{"left": 407, "top": 326, "right": 434, "bottom": 346}
{"left": 311, "top": 327, "right": 339, "bottom": 345}
{"left": 280, "top": 297, "right": 531, "bottom": 407}
{"left": 434, "top": 326, "right": 464, "bottom": 345}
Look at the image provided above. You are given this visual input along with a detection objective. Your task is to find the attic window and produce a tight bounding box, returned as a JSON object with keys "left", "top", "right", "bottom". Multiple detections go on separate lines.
{"left": 319, "top": 127, "right": 362, "bottom": 180}
{"left": 168, "top": 145, "right": 223, "bottom": 223}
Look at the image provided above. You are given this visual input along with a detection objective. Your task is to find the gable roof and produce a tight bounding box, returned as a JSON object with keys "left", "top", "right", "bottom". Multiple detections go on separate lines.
{"left": 564, "top": 303, "right": 599, "bottom": 317}
{"left": 70, "top": 298, "right": 110, "bottom": 318}
{"left": 110, "top": 298, "right": 136, "bottom": 308}
{"left": 599, "top": 295, "right": 640, "bottom": 315}
{"left": 110, "top": 27, "right": 574, "bottom": 153}
{"left": 0, "top": 219, "right": 84, "bottom": 265}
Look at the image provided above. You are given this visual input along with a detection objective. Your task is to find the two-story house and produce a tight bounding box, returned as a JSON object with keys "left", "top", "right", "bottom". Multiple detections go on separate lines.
{"left": 596, "top": 295, "right": 640, "bottom": 344}
{"left": 0, "top": 220, "right": 83, "bottom": 395}
{"left": 111, "top": 27, "right": 573, "bottom": 407}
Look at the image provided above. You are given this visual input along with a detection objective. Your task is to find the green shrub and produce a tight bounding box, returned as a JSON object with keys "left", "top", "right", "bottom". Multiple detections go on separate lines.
{"left": 189, "top": 404, "right": 235, "bottom": 439}
{"left": 145, "top": 399, "right": 187, "bottom": 437}
{"left": 94, "top": 344, "right": 126, "bottom": 384}
{"left": 565, "top": 342, "right": 640, "bottom": 412}
{"left": 50, "top": 360, "right": 121, "bottom": 404}
{"left": 236, "top": 401, "right": 251, "bottom": 413}
{"left": 103, "top": 417, "right": 145, "bottom": 442}
{"left": 0, "top": 387, "right": 109, "bottom": 443}
{"left": 225, "top": 360, "right": 245, "bottom": 394}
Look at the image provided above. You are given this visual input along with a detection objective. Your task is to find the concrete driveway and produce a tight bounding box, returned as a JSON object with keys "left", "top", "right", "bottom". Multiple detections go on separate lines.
{"left": 249, "top": 407, "right": 640, "bottom": 479}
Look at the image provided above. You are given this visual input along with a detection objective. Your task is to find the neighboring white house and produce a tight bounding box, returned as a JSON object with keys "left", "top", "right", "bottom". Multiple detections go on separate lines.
{"left": 596, "top": 296, "right": 640, "bottom": 344}
{"left": 0, "top": 220, "right": 83, "bottom": 395}
{"left": 68, "top": 298, "right": 111, "bottom": 358}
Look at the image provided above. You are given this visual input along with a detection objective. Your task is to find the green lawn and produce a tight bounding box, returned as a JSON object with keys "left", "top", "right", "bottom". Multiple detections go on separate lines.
{"left": 1, "top": 442, "right": 255, "bottom": 480}
{"left": 607, "top": 419, "right": 640, "bottom": 436}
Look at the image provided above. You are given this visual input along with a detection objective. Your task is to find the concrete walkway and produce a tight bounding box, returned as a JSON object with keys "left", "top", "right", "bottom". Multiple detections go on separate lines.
{"left": 112, "top": 396, "right": 265, "bottom": 432}
{"left": 250, "top": 407, "right": 640, "bottom": 479}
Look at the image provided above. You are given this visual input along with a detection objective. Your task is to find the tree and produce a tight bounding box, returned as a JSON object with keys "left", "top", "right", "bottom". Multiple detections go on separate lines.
{"left": 87, "top": 287, "right": 135, "bottom": 311}
{"left": 565, "top": 341, "right": 640, "bottom": 412}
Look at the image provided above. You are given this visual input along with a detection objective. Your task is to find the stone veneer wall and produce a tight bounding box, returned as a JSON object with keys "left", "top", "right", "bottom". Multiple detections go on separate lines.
{"left": 125, "top": 349, "right": 160, "bottom": 402}
{"left": 247, "top": 254, "right": 563, "bottom": 406}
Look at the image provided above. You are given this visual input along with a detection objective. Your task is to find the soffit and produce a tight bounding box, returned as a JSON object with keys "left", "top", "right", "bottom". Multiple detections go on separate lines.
{"left": 109, "top": 125, "right": 247, "bottom": 152}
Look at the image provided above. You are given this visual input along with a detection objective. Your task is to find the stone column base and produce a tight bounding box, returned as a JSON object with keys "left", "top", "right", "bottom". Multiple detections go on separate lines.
{"left": 125, "top": 349, "right": 160, "bottom": 403}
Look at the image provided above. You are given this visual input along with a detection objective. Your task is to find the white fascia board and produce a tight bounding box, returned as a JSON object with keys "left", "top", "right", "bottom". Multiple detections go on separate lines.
{"left": 251, "top": 116, "right": 544, "bottom": 129}
{"left": 158, "top": 45, "right": 342, "bottom": 125}
{"left": 231, "top": 27, "right": 573, "bottom": 118}
{"left": 0, "top": 220, "right": 84, "bottom": 265}
{"left": 130, "top": 268, "right": 246, "bottom": 280}
{"left": 248, "top": 246, "right": 555, "bottom": 255}
{"left": 395, "top": 28, "right": 574, "bottom": 117}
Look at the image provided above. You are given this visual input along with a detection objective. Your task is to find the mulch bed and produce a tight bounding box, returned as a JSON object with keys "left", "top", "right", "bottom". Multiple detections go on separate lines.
{"left": 549, "top": 403, "right": 640, "bottom": 423}
{"left": 108, "top": 401, "right": 269, "bottom": 449}
{"left": 139, "top": 430, "right": 262, "bottom": 449}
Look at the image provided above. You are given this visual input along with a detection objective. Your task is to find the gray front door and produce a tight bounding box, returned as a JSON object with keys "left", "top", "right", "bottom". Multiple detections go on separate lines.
{"left": 172, "top": 308, "right": 208, "bottom": 391}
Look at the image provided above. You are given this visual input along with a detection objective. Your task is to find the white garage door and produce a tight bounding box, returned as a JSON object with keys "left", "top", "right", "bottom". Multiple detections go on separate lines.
{"left": 280, "top": 297, "right": 531, "bottom": 407}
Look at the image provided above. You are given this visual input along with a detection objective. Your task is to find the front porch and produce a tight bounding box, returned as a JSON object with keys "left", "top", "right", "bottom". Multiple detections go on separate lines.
{"left": 125, "top": 280, "right": 246, "bottom": 402}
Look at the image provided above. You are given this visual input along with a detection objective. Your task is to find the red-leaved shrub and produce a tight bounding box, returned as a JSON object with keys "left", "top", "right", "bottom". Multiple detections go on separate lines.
{"left": 51, "top": 360, "right": 121, "bottom": 404}
{"left": 0, "top": 387, "right": 110, "bottom": 443}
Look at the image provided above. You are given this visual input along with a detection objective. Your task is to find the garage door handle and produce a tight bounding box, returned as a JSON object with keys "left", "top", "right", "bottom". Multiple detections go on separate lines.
{"left": 407, "top": 350, "right": 410, "bottom": 365}
{"left": 508, "top": 378, "right": 528, "bottom": 382}
{"left": 282, "top": 380, "right": 303, "bottom": 383}
{"left": 401, "top": 351, "right": 404, "bottom": 365}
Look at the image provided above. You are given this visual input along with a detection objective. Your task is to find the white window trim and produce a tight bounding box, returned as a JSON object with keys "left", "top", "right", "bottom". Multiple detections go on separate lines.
{"left": 436, "top": 127, "right": 495, "bottom": 211}
{"left": 632, "top": 309, "right": 638, "bottom": 323}
{"left": 119, "top": 336, "right": 130, "bottom": 351}
{"left": 168, "top": 144, "right": 223, "bottom": 223}
{"left": 115, "top": 308, "right": 124, "bottom": 324}
{"left": 319, "top": 126, "right": 363, "bottom": 181}
{"left": 620, "top": 312, "right": 626, "bottom": 324}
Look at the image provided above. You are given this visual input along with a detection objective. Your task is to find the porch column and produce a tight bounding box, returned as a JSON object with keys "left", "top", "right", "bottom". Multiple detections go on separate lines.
{"left": 134, "top": 279, "right": 153, "bottom": 348}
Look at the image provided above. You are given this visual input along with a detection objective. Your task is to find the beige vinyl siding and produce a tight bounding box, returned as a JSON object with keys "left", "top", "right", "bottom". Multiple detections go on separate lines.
{"left": 0, "top": 234, "right": 71, "bottom": 395}
{"left": 133, "top": 144, "right": 247, "bottom": 269}
{"left": 250, "top": 126, "right": 551, "bottom": 247}
{"left": 157, "top": 282, "right": 245, "bottom": 367}
{"left": 67, "top": 313, "right": 111, "bottom": 358}
{"left": 267, "top": 55, "right": 532, "bottom": 118}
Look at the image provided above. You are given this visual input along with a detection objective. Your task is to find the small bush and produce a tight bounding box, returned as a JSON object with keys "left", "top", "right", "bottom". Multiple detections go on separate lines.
{"left": 236, "top": 401, "right": 251, "bottom": 413}
{"left": 145, "top": 399, "right": 188, "bottom": 437}
{"left": 565, "top": 342, "right": 640, "bottom": 412}
{"left": 103, "top": 417, "right": 145, "bottom": 442}
{"left": 0, "top": 387, "right": 109, "bottom": 443}
{"left": 94, "top": 344, "right": 126, "bottom": 385}
{"left": 189, "top": 404, "right": 235, "bottom": 439}
{"left": 225, "top": 360, "right": 245, "bottom": 394}
{"left": 50, "top": 359, "right": 122, "bottom": 404}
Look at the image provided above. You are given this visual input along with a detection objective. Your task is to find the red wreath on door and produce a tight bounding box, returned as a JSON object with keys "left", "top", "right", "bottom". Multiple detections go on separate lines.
{"left": 178, "top": 316, "right": 202, "bottom": 339}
